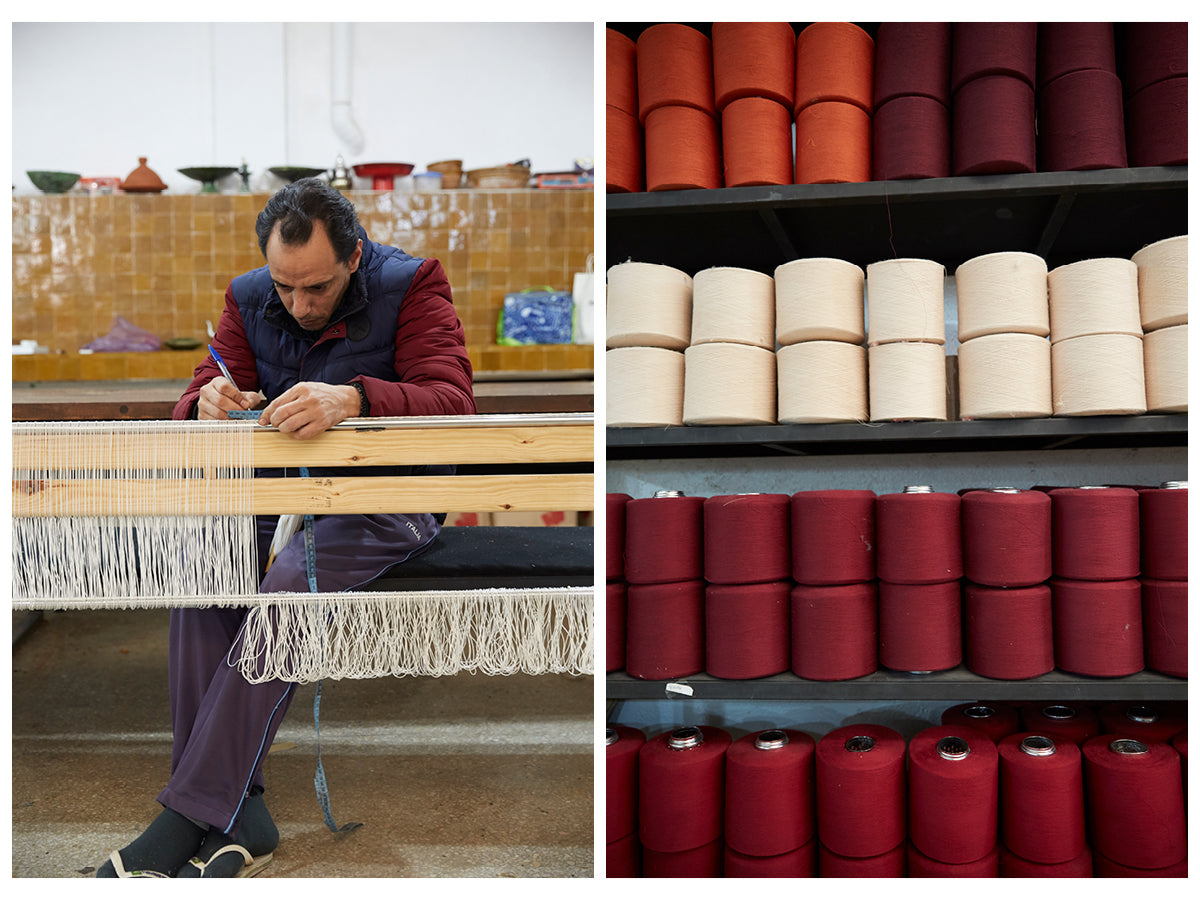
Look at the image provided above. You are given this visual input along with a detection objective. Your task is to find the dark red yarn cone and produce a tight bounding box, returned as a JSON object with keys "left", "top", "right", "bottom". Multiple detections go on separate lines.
{"left": 703, "top": 493, "right": 790, "bottom": 584}
{"left": 606, "top": 724, "right": 644, "bottom": 843}
{"left": 1050, "top": 487, "right": 1140, "bottom": 580}
{"left": 1141, "top": 578, "right": 1187, "bottom": 677}
{"left": 873, "top": 22, "right": 951, "bottom": 106}
{"left": 941, "top": 701, "right": 1021, "bottom": 743}
{"left": 1051, "top": 578, "right": 1144, "bottom": 677}
{"left": 1119, "top": 22, "right": 1188, "bottom": 97}
{"left": 997, "top": 733, "right": 1087, "bottom": 865}
{"left": 790, "top": 489, "right": 876, "bottom": 585}
{"left": 872, "top": 95, "right": 950, "bottom": 181}
{"left": 606, "top": 581, "right": 626, "bottom": 673}
{"left": 815, "top": 724, "right": 906, "bottom": 859}
{"left": 907, "top": 842, "right": 1000, "bottom": 877}
{"left": 953, "top": 75, "right": 1036, "bottom": 175}
{"left": 961, "top": 488, "right": 1051, "bottom": 587}
{"left": 705, "top": 582, "right": 790, "bottom": 679}
{"left": 624, "top": 580, "right": 705, "bottom": 681}
{"left": 999, "top": 845, "right": 1093, "bottom": 877}
{"left": 908, "top": 725, "right": 998, "bottom": 865}
{"left": 878, "top": 580, "right": 962, "bottom": 673}
{"left": 641, "top": 838, "right": 723, "bottom": 877}
{"left": 1098, "top": 701, "right": 1187, "bottom": 743}
{"left": 1037, "top": 22, "right": 1116, "bottom": 88}
{"left": 724, "top": 729, "right": 815, "bottom": 857}
{"left": 964, "top": 582, "right": 1054, "bottom": 680}
{"left": 875, "top": 490, "right": 962, "bottom": 585}
{"left": 638, "top": 725, "right": 731, "bottom": 854}
{"left": 1126, "top": 75, "right": 1188, "bottom": 167}
{"left": 623, "top": 494, "right": 705, "bottom": 585}
{"left": 1082, "top": 735, "right": 1186, "bottom": 870}
{"left": 605, "top": 831, "right": 641, "bottom": 877}
{"left": 951, "top": 22, "right": 1038, "bottom": 91}
{"left": 1093, "top": 851, "right": 1187, "bottom": 878}
{"left": 790, "top": 582, "right": 878, "bottom": 681}
{"left": 1139, "top": 484, "right": 1188, "bottom": 580}
{"left": 1038, "top": 68, "right": 1128, "bottom": 172}
{"left": 606, "top": 492, "right": 631, "bottom": 580}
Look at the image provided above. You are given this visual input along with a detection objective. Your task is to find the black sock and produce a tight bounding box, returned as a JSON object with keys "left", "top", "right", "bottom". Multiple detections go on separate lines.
{"left": 175, "top": 791, "right": 279, "bottom": 878}
{"left": 96, "top": 808, "right": 207, "bottom": 877}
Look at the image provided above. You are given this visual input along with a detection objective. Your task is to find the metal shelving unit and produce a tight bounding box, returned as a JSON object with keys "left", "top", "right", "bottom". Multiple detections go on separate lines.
{"left": 606, "top": 160, "right": 1189, "bottom": 710}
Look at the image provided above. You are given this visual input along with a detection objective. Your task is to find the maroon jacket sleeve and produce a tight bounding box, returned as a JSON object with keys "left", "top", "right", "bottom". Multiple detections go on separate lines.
{"left": 172, "top": 287, "right": 258, "bottom": 420}
{"left": 354, "top": 257, "right": 476, "bottom": 417}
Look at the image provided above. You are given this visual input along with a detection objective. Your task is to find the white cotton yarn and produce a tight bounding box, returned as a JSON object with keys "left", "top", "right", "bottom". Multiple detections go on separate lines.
{"left": 606, "top": 261, "right": 694, "bottom": 349}
{"left": 1144, "top": 323, "right": 1188, "bottom": 413}
{"left": 690, "top": 266, "right": 776, "bottom": 348}
{"left": 954, "top": 251, "right": 1050, "bottom": 341}
{"left": 777, "top": 341, "right": 868, "bottom": 423}
{"left": 606, "top": 346, "right": 686, "bottom": 426}
{"left": 1047, "top": 257, "right": 1142, "bottom": 343}
{"left": 868, "top": 341, "right": 948, "bottom": 421}
{"left": 957, "top": 332, "right": 1052, "bottom": 419}
{"left": 774, "top": 257, "right": 866, "bottom": 344}
{"left": 683, "top": 342, "right": 777, "bottom": 425}
{"left": 866, "top": 258, "right": 947, "bottom": 345}
{"left": 1132, "top": 235, "right": 1188, "bottom": 331}
{"left": 1051, "top": 332, "right": 1147, "bottom": 416}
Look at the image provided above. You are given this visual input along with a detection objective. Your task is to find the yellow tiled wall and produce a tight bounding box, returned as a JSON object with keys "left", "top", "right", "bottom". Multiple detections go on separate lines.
{"left": 11, "top": 189, "right": 595, "bottom": 379}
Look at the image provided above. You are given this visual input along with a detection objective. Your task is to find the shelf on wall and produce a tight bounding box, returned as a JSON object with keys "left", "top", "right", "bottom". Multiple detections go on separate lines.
{"left": 606, "top": 668, "right": 1187, "bottom": 703}
{"left": 607, "top": 414, "right": 1188, "bottom": 458}
{"left": 606, "top": 167, "right": 1188, "bottom": 274}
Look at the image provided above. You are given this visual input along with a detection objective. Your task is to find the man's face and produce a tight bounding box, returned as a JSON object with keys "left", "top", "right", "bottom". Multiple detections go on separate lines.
{"left": 265, "top": 219, "right": 362, "bottom": 332}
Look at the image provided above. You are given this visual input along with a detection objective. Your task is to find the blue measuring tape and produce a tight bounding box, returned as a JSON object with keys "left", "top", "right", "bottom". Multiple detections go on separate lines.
{"left": 299, "top": 466, "right": 362, "bottom": 834}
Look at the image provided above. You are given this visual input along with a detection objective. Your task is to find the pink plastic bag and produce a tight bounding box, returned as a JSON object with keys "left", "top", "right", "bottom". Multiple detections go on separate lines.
{"left": 82, "top": 316, "right": 162, "bottom": 352}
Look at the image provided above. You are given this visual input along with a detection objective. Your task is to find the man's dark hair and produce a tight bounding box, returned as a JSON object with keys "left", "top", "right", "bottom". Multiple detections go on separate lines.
{"left": 255, "top": 177, "right": 361, "bottom": 263}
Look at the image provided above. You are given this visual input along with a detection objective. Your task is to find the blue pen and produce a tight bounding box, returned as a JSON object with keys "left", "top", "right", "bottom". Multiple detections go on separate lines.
{"left": 208, "top": 344, "right": 239, "bottom": 391}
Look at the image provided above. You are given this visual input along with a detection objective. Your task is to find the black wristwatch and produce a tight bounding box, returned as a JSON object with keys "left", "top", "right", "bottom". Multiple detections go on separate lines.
{"left": 351, "top": 381, "right": 370, "bottom": 417}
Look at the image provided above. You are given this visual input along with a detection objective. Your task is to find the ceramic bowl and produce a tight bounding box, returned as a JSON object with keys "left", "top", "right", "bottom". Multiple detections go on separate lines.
{"left": 27, "top": 170, "right": 81, "bottom": 193}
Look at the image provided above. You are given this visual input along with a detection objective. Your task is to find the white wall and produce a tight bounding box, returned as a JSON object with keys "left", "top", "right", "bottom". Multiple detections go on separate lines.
{"left": 11, "top": 21, "right": 593, "bottom": 194}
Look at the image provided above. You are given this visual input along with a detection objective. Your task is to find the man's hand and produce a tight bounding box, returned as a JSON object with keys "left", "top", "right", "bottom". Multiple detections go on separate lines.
{"left": 258, "top": 382, "right": 359, "bottom": 439}
{"left": 197, "top": 377, "right": 263, "bottom": 420}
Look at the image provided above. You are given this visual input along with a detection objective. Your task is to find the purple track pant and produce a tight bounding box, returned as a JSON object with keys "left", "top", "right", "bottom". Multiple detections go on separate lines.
{"left": 156, "top": 512, "right": 439, "bottom": 832}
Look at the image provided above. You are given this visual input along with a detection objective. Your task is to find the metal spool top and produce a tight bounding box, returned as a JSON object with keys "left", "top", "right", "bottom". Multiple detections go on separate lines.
{"left": 606, "top": 728, "right": 618, "bottom": 746}
{"left": 844, "top": 735, "right": 876, "bottom": 753}
{"left": 755, "top": 730, "right": 789, "bottom": 750}
{"left": 1020, "top": 735, "right": 1057, "bottom": 757}
{"left": 653, "top": 490, "right": 686, "bottom": 498}
{"left": 668, "top": 726, "right": 704, "bottom": 750}
{"left": 1109, "top": 739, "right": 1149, "bottom": 756}
{"left": 903, "top": 485, "right": 933, "bottom": 493}
{"left": 936, "top": 736, "right": 971, "bottom": 760}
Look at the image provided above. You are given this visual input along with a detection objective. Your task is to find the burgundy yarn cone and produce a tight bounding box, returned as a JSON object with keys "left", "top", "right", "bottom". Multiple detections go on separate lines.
{"left": 623, "top": 494, "right": 705, "bottom": 584}
{"left": 953, "top": 75, "right": 1036, "bottom": 175}
{"left": 790, "top": 582, "right": 878, "bottom": 681}
{"left": 1038, "top": 68, "right": 1128, "bottom": 172}
{"left": 951, "top": 22, "right": 1037, "bottom": 91}
{"left": 606, "top": 493, "right": 631, "bottom": 580}
{"left": 907, "top": 842, "right": 1000, "bottom": 877}
{"left": 1051, "top": 578, "right": 1144, "bottom": 677}
{"left": 1050, "top": 487, "right": 1140, "bottom": 580}
{"left": 872, "top": 95, "right": 950, "bottom": 181}
{"left": 703, "top": 493, "right": 790, "bottom": 583}
{"left": 638, "top": 725, "right": 731, "bottom": 854}
{"left": 997, "top": 733, "right": 1087, "bottom": 864}
{"left": 790, "top": 489, "right": 876, "bottom": 585}
{"left": 1082, "top": 735, "right": 1186, "bottom": 870}
{"left": 875, "top": 490, "right": 962, "bottom": 585}
{"left": 706, "top": 582, "right": 790, "bottom": 679}
{"left": 1141, "top": 578, "right": 1188, "bottom": 677}
{"left": 816, "top": 724, "right": 907, "bottom": 858}
{"left": 1119, "top": 22, "right": 1188, "bottom": 97}
{"left": 606, "top": 581, "right": 627, "bottom": 673}
{"left": 941, "top": 701, "right": 1021, "bottom": 743}
{"left": 961, "top": 488, "right": 1051, "bottom": 587}
{"left": 624, "top": 580, "right": 705, "bottom": 681}
{"left": 725, "top": 729, "right": 815, "bottom": 857}
{"left": 878, "top": 580, "right": 962, "bottom": 673}
{"left": 1126, "top": 75, "right": 1188, "bottom": 167}
{"left": 606, "top": 724, "right": 644, "bottom": 843}
{"left": 964, "top": 582, "right": 1054, "bottom": 680}
{"left": 1098, "top": 701, "right": 1187, "bottom": 743}
{"left": 1093, "top": 851, "right": 1187, "bottom": 878}
{"left": 908, "top": 725, "right": 998, "bottom": 865}
{"left": 641, "top": 838, "right": 723, "bottom": 877}
{"left": 1139, "top": 484, "right": 1188, "bottom": 580}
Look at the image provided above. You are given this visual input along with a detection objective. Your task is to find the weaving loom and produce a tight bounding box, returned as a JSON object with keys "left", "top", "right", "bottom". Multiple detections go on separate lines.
{"left": 12, "top": 412, "right": 595, "bottom": 683}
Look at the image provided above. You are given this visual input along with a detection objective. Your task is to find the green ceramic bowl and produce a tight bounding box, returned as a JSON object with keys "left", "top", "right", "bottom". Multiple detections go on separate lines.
{"left": 268, "top": 166, "right": 326, "bottom": 182}
{"left": 27, "top": 170, "right": 81, "bottom": 193}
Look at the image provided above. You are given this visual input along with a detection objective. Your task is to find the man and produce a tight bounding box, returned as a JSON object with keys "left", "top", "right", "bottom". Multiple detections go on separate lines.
{"left": 98, "top": 178, "right": 475, "bottom": 878}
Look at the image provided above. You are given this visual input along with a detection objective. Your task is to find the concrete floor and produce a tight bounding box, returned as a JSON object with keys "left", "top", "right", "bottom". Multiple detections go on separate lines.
{"left": 11, "top": 608, "right": 594, "bottom": 879}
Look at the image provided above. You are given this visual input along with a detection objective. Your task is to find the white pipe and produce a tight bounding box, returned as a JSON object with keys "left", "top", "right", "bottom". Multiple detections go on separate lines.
{"left": 331, "top": 22, "right": 365, "bottom": 155}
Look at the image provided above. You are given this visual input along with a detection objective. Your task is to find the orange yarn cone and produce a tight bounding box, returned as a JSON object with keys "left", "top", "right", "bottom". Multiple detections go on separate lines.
{"left": 722, "top": 97, "right": 793, "bottom": 186}
{"left": 795, "top": 22, "right": 875, "bottom": 115}
{"left": 607, "top": 104, "right": 644, "bottom": 193}
{"left": 645, "top": 105, "right": 722, "bottom": 191}
{"left": 712, "top": 22, "right": 796, "bottom": 111}
{"left": 796, "top": 101, "right": 871, "bottom": 184}
{"left": 637, "top": 23, "right": 715, "bottom": 123}
{"left": 607, "top": 28, "right": 639, "bottom": 116}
